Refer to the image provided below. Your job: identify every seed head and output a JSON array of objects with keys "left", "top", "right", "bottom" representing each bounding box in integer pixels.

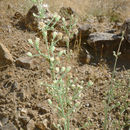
[
  {"left": 73, "top": 28, "right": 78, "bottom": 35},
  {"left": 48, "top": 99, "right": 52, "bottom": 105},
  {"left": 57, "top": 32, "right": 63, "bottom": 40},
  {"left": 61, "top": 67, "right": 66, "bottom": 72},
  {"left": 50, "top": 57, "right": 55, "bottom": 62},
  {"left": 53, "top": 31, "right": 58, "bottom": 39},
  {"left": 66, "top": 66, "right": 71, "bottom": 72},
  {"left": 42, "top": 4, "right": 48, "bottom": 8},
  {"left": 38, "top": 22, "right": 46, "bottom": 30},
  {"left": 53, "top": 13, "right": 61, "bottom": 21},
  {"left": 55, "top": 67, "right": 60, "bottom": 73},
  {"left": 63, "top": 36, "right": 69, "bottom": 42},
  {"left": 27, "top": 52, "right": 33, "bottom": 57}
]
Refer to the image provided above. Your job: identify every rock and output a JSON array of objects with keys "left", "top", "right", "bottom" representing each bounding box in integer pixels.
[
  {"left": 85, "top": 103, "right": 92, "bottom": 107},
  {"left": 16, "top": 89, "right": 26, "bottom": 101},
  {"left": 92, "top": 112, "right": 98, "bottom": 117},
  {"left": 15, "top": 56, "right": 34, "bottom": 69},
  {"left": 14, "top": 5, "right": 51, "bottom": 32},
  {"left": 20, "top": 108, "right": 28, "bottom": 115},
  {"left": 26, "top": 119, "right": 35, "bottom": 130},
  {"left": 0, "top": 117, "right": 8, "bottom": 125},
  {"left": 122, "top": 18, "right": 130, "bottom": 43},
  {"left": 0, "top": 123, "right": 17, "bottom": 130},
  {"left": 87, "top": 32, "right": 121, "bottom": 43},
  {"left": 87, "top": 32, "right": 121, "bottom": 57},
  {"left": 0, "top": 43, "right": 13, "bottom": 67},
  {"left": 28, "top": 110, "right": 37, "bottom": 119},
  {"left": 10, "top": 81, "right": 18, "bottom": 92},
  {"left": 59, "top": 7, "right": 76, "bottom": 20},
  {"left": 74, "top": 128, "right": 79, "bottom": 130},
  {"left": 119, "top": 49, "right": 130, "bottom": 65},
  {"left": 38, "top": 107, "right": 49, "bottom": 115},
  {"left": 18, "top": 116, "right": 30, "bottom": 125},
  {"left": 36, "top": 120, "right": 49, "bottom": 130},
  {"left": 78, "top": 24, "right": 92, "bottom": 40}
]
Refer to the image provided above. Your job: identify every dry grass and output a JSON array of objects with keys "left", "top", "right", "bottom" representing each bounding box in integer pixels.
[{"left": 44, "top": 0, "right": 130, "bottom": 21}]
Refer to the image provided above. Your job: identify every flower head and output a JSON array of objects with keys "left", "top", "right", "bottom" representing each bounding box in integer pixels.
[
  {"left": 66, "top": 66, "right": 71, "bottom": 72},
  {"left": 73, "top": 28, "right": 78, "bottom": 35},
  {"left": 28, "top": 39, "right": 33, "bottom": 45},
  {"left": 88, "top": 80, "right": 93, "bottom": 86},
  {"left": 55, "top": 67, "right": 60, "bottom": 73},
  {"left": 48, "top": 99, "right": 52, "bottom": 105},
  {"left": 50, "top": 57, "right": 55, "bottom": 62},
  {"left": 27, "top": 52, "right": 33, "bottom": 57},
  {"left": 53, "top": 13, "right": 61, "bottom": 21},
  {"left": 63, "top": 36, "right": 69, "bottom": 42},
  {"left": 58, "top": 50, "right": 66, "bottom": 56},
  {"left": 42, "top": 4, "right": 48, "bottom": 8},
  {"left": 38, "top": 22, "right": 46, "bottom": 30},
  {"left": 61, "top": 67, "right": 66, "bottom": 72}
]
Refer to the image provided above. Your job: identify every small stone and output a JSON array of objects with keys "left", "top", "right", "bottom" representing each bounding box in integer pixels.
[
  {"left": 20, "top": 108, "right": 27, "bottom": 115},
  {"left": 92, "top": 112, "right": 98, "bottom": 117},
  {"left": 16, "top": 89, "right": 25, "bottom": 101},
  {"left": 26, "top": 119, "right": 35, "bottom": 130},
  {"left": 15, "top": 56, "right": 34, "bottom": 69},
  {"left": 28, "top": 110, "right": 37, "bottom": 119},
  {"left": 38, "top": 107, "right": 49, "bottom": 115},
  {"left": 36, "top": 120, "right": 49, "bottom": 130},
  {"left": 46, "top": 69, "right": 51, "bottom": 77},
  {"left": 85, "top": 103, "right": 92, "bottom": 107},
  {"left": 19, "top": 116, "right": 30, "bottom": 125},
  {"left": 0, "top": 43, "right": 13, "bottom": 67}
]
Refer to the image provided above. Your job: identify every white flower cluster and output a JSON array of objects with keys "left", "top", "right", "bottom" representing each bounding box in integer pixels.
[
  {"left": 55, "top": 66, "right": 71, "bottom": 73},
  {"left": 53, "top": 31, "right": 63, "bottom": 40}
]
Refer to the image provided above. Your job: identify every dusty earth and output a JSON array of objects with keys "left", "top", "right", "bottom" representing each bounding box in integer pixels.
[{"left": 0, "top": 0, "right": 130, "bottom": 130}]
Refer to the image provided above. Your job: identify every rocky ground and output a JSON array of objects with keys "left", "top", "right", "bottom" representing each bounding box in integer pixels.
[{"left": 0, "top": 0, "right": 130, "bottom": 130}]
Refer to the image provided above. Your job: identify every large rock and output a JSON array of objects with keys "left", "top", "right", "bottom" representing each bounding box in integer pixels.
[
  {"left": 0, "top": 43, "right": 13, "bottom": 67},
  {"left": 122, "top": 18, "right": 130, "bottom": 43},
  {"left": 87, "top": 32, "right": 121, "bottom": 43},
  {"left": 87, "top": 32, "right": 121, "bottom": 50},
  {"left": 85, "top": 32, "right": 122, "bottom": 58}
]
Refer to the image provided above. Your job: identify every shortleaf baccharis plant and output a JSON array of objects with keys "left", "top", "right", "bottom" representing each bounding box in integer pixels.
[
  {"left": 103, "top": 30, "right": 127, "bottom": 129},
  {"left": 27, "top": 1, "right": 84, "bottom": 129}
]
